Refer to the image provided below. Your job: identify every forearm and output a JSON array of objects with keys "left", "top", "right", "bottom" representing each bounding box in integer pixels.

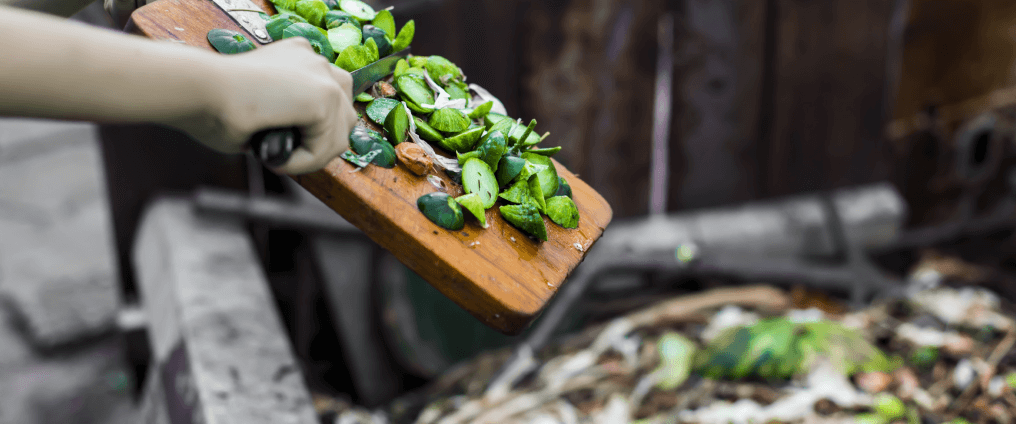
[{"left": 0, "top": 6, "right": 224, "bottom": 128}]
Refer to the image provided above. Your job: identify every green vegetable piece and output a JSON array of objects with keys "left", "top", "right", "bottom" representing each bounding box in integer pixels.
[
  {"left": 516, "top": 160, "right": 548, "bottom": 183},
  {"left": 468, "top": 101, "right": 494, "bottom": 120},
  {"left": 455, "top": 193, "right": 487, "bottom": 228},
  {"left": 348, "top": 126, "right": 383, "bottom": 154},
  {"left": 499, "top": 179, "right": 535, "bottom": 206},
  {"left": 366, "top": 98, "right": 401, "bottom": 125},
  {"left": 283, "top": 23, "right": 334, "bottom": 61},
  {"left": 393, "top": 59, "right": 410, "bottom": 78},
  {"left": 1007, "top": 372, "right": 1016, "bottom": 389},
  {"left": 445, "top": 168, "right": 462, "bottom": 185},
  {"left": 403, "top": 97, "right": 432, "bottom": 114},
  {"left": 324, "top": 10, "right": 359, "bottom": 29},
  {"left": 654, "top": 332, "right": 697, "bottom": 390},
  {"left": 445, "top": 81, "right": 470, "bottom": 101},
  {"left": 404, "top": 67, "right": 427, "bottom": 78},
  {"left": 408, "top": 55, "right": 427, "bottom": 68},
  {"left": 270, "top": 0, "right": 297, "bottom": 13},
  {"left": 496, "top": 155, "right": 526, "bottom": 187},
  {"left": 321, "top": 0, "right": 339, "bottom": 10},
  {"left": 334, "top": 43, "right": 374, "bottom": 72},
  {"left": 428, "top": 108, "right": 471, "bottom": 133},
  {"left": 354, "top": 92, "right": 374, "bottom": 103},
  {"left": 462, "top": 158, "right": 498, "bottom": 209},
  {"left": 207, "top": 29, "right": 256, "bottom": 54},
  {"left": 341, "top": 149, "right": 380, "bottom": 168},
  {"left": 294, "top": 0, "right": 328, "bottom": 27},
  {"left": 361, "top": 25, "right": 392, "bottom": 57},
  {"left": 852, "top": 413, "right": 887, "bottom": 424},
  {"left": 266, "top": 13, "right": 307, "bottom": 40},
  {"left": 417, "top": 192, "right": 464, "bottom": 231},
  {"left": 383, "top": 102, "right": 409, "bottom": 145},
  {"left": 521, "top": 152, "right": 559, "bottom": 198},
  {"left": 510, "top": 119, "right": 538, "bottom": 151},
  {"left": 457, "top": 151, "right": 481, "bottom": 166},
  {"left": 525, "top": 146, "right": 561, "bottom": 157},
  {"left": 425, "top": 55, "right": 462, "bottom": 85},
  {"left": 364, "top": 37, "right": 379, "bottom": 64},
  {"left": 499, "top": 203, "right": 547, "bottom": 241},
  {"left": 413, "top": 117, "right": 445, "bottom": 143},
  {"left": 371, "top": 9, "right": 395, "bottom": 39},
  {"left": 326, "top": 23, "right": 361, "bottom": 55},
  {"left": 394, "top": 75, "right": 434, "bottom": 111},
  {"left": 546, "top": 196, "right": 579, "bottom": 228},
  {"left": 872, "top": 393, "right": 905, "bottom": 420},
  {"left": 487, "top": 118, "right": 516, "bottom": 142},
  {"left": 391, "top": 19, "right": 415, "bottom": 52},
  {"left": 438, "top": 126, "right": 484, "bottom": 153},
  {"left": 476, "top": 130, "right": 506, "bottom": 171},
  {"left": 484, "top": 112, "right": 511, "bottom": 129},
  {"left": 554, "top": 176, "right": 572, "bottom": 198},
  {"left": 339, "top": 0, "right": 375, "bottom": 21},
  {"left": 527, "top": 176, "right": 546, "bottom": 213}
]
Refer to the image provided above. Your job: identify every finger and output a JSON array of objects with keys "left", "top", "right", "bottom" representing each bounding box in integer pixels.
[
  {"left": 274, "top": 36, "right": 313, "bottom": 52},
  {"left": 330, "top": 66, "right": 354, "bottom": 100}
]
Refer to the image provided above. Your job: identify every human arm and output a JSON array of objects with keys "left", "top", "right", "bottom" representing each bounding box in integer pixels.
[{"left": 0, "top": 6, "right": 357, "bottom": 174}]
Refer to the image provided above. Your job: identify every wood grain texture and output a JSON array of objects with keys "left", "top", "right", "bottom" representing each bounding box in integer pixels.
[{"left": 127, "top": 0, "right": 613, "bottom": 334}]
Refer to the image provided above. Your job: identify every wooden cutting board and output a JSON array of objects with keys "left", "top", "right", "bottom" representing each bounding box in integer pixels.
[{"left": 127, "top": 0, "right": 613, "bottom": 334}]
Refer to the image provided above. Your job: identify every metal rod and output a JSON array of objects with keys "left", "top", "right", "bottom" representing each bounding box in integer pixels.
[{"left": 649, "top": 12, "right": 675, "bottom": 215}]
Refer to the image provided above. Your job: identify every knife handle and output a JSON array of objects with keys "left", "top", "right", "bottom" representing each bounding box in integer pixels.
[{"left": 249, "top": 127, "right": 302, "bottom": 168}]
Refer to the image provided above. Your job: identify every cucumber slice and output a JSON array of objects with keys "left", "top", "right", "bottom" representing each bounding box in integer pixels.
[
  {"left": 496, "top": 155, "right": 526, "bottom": 188},
  {"left": 361, "top": 25, "right": 392, "bottom": 57},
  {"left": 339, "top": 0, "right": 375, "bottom": 21},
  {"left": 394, "top": 75, "right": 434, "bottom": 110},
  {"left": 413, "top": 117, "right": 444, "bottom": 143},
  {"left": 428, "top": 108, "right": 471, "bottom": 133},
  {"left": 438, "top": 126, "right": 484, "bottom": 153},
  {"left": 456, "top": 151, "right": 481, "bottom": 166},
  {"left": 326, "top": 23, "right": 361, "bottom": 55},
  {"left": 527, "top": 175, "right": 546, "bottom": 213},
  {"left": 484, "top": 112, "right": 511, "bottom": 129},
  {"left": 476, "top": 130, "right": 507, "bottom": 172},
  {"left": 499, "top": 178, "right": 533, "bottom": 205},
  {"left": 500, "top": 203, "right": 547, "bottom": 241},
  {"left": 521, "top": 152, "right": 559, "bottom": 198},
  {"left": 418, "top": 192, "right": 464, "bottom": 231},
  {"left": 354, "top": 92, "right": 373, "bottom": 103},
  {"left": 455, "top": 193, "right": 487, "bottom": 228},
  {"left": 524, "top": 146, "right": 561, "bottom": 157},
  {"left": 462, "top": 158, "right": 498, "bottom": 209},
  {"left": 382, "top": 102, "right": 409, "bottom": 145},
  {"left": 371, "top": 9, "right": 395, "bottom": 39},
  {"left": 365, "top": 97, "right": 400, "bottom": 125},
  {"left": 554, "top": 176, "right": 572, "bottom": 198},
  {"left": 468, "top": 101, "right": 494, "bottom": 120},
  {"left": 546, "top": 196, "right": 579, "bottom": 228},
  {"left": 348, "top": 126, "right": 383, "bottom": 154}
]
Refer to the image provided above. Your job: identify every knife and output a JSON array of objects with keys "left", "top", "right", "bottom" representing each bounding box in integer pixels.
[{"left": 250, "top": 47, "right": 411, "bottom": 168}]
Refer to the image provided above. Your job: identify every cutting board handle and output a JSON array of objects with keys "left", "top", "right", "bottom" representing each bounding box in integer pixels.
[{"left": 250, "top": 127, "right": 301, "bottom": 168}]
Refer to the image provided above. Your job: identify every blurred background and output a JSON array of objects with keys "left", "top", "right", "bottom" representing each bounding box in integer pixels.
[{"left": 4, "top": 0, "right": 1016, "bottom": 423}]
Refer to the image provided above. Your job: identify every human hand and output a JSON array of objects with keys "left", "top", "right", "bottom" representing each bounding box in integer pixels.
[{"left": 168, "top": 37, "right": 358, "bottom": 175}]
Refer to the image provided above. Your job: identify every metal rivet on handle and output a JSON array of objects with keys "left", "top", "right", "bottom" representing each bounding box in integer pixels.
[{"left": 254, "top": 29, "right": 267, "bottom": 39}]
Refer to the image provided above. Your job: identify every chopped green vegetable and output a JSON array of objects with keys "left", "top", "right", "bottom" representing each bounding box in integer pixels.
[
  {"left": 324, "top": 10, "right": 359, "bottom": 29},
  {"left": 349, "top": 126, "right": 383, "bottom": 153},
  {"left": 365, "top": 98, "right": 401, "bottom": 125},
  {"left": 391, "top": 20, "right": 415, "bottom": 52},
  {"left": 339, "top": 0, "right": 375, "bottom": 21},
  {"left": 383, "top": 102, "right": 409, "bottom": 145},
  {"left": 418, "top": 192, "right": 464, "bottom": 231},
  {"left": 457, "top": 151, "right": 482, "bottom": 165},
  {"left": 554, "top": 176, "right": 572, "bottom": 198},
  {"left": 654, "top": 333, "right": 697, "bottom": 390},
  {"left": 462, "top": 158, "right": 498, "bottom": 208},
  {"left": 413, "top": 117, "right": 444, "bottom": 143},
  {"left": 525, "top": 146, "right": 561, "bottom": 157},
  {"left": 428, "top": 108, "right": 471, "bottom": 133},
  {"left": 521, "top": 152, "right": 559, "bottom": 198},
  {"left": 207, "top": 29, "right": 256, "bottom": 54},
  {"left": 499, "top": 179, "right": 535, "bottom": 206},
  {"left": 873, "top": 394, "right": 905, "bottom": 420},
  {"left": 408, "top": 55, "right": 427, "bottom": 68},
  {"left": 341, "top": 149, "right": 380, "bottom": 168},
  {"left": 266, "top": 13, "right": 307, "bottom": 40},
  {"left": 438, "top": 126, "right": 483, "bottom": 153},
  {"left": 484, "top": 112, "right": 511, "bottom": 129},
  {"left": 394, "top": 75, "right": 434, "bottom": 111},
  {"left": 354, "top": 92, "right": 374, "bottom": 103},
  {"left": 364, "top": 37, "right": 379, "bottom": 64},
  {"left": 496, "top": 155, "right": 526, "bottom": 188},
  {"left": 371, "top": 9, "right": 395, "bottom": 39},
  {"left": 527, "top": 176, "right": 546, "bottom": 212},
  {"left": 270, "top": 0, "right": 297, "bottom": 13},
  {"left": 326, "top": 23, "right": 361, "bottom": 55},
  {"left": 546, "top": 196, "right": 579, "bottom": 228},
  {"left": 455, "top": 193, "right": 487, "bottom": 228},
  {"left": 425, "top": 55, "right": 462, "bottom": 85},
  {"left": 361, "top": 25, "right": 392, "bottom": 57},
  {"left": 282, "top": 22, "right": 334, "bottom": 61},
  {"left": 393, "top": 58, "right": 410, "bottom": 78},
  {"left": 294, "top": 0, "right": 328, "bottom": 27},
  {"left": 467, "top": 101, "right": 494, "bottom": 120},
  {"left": 476, "top": 130, "right": 506, "bottom": 171},
  {"left": 500, "top": 203, "right": 547, "bottom": 241},
  {"left": 445, "top": 81, "right": 470, "bottom": 101},
  {"left": 334, "top": 42, "right": 375, "bottom": 72}
]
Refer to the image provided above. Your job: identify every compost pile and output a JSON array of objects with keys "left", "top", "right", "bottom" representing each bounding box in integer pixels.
[{"left": 317, "top": 250, "right": 1016, "bottom": 424}]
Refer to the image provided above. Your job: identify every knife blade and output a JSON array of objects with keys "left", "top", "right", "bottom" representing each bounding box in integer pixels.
[{"left": 251, "top": 47, "right": 412, "bottom": 168}]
